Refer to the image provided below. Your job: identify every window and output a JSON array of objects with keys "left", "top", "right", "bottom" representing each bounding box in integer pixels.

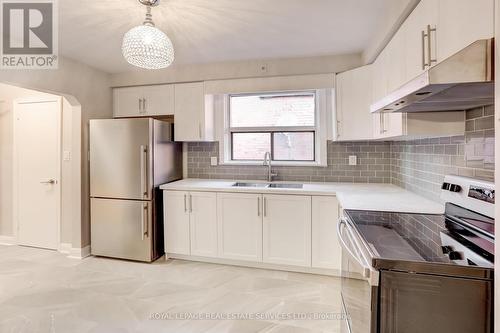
[{"left": 228, "top": 92, "right": 317, "bottom": 163}]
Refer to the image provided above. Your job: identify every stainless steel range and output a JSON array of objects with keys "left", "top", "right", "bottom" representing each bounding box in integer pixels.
[{"left": 338, "top": 175, "right": 494, "bottom": 333}]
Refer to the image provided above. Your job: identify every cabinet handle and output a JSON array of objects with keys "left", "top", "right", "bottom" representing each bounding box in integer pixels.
[
  {"left": 421, "top": 30, "right": 427, "bottom": 70},
  {"left": 263, "top": 197, "right": 267, "bottom": 217},
  {"left": 138, "top": 98, "right": 142, "bottom": 113},
  {"left": 257, "top": 197, "right": 260, "bottom": 216},
  {"left": 143, "top": 98, "right": 147, "bottom": 113},
  {"left": 189, "top": 194, "right": 193, "bottom": 213},
  {"left": 184, "top": 194, "right": 187, "bottom": 212},
  {"left": 427, "top": 25, "right": 437, "bottom": 67}
]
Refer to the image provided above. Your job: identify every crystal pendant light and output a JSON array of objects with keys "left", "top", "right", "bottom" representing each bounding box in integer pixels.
[{"left": 122, "top": 0, "right": 174, "bottom": 70}]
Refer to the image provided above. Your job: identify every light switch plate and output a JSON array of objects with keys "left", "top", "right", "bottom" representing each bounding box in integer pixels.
[
  {"left": 210, "top": 157, "right": 218, "bottom": 166},
  {"left": 348, "top": 155, "right": 357, "bottom": 166}
]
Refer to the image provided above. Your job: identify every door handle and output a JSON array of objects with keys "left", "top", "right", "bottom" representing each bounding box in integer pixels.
[
  {"left": 40, "top": 179, "right": 57, "bottom": 185},
  {"left": 140, "top": 145, "right": 148, "bottom": 199},
  {"left": 184, "top": 194, "right": 187, "bottom": 212},
  {"left": 141, "top": 203, "right": 148, "bottom": 240}
]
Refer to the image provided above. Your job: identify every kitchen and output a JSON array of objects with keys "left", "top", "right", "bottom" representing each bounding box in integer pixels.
[{"left": 0, "top": 0, "right": 498, "bottom": 332}]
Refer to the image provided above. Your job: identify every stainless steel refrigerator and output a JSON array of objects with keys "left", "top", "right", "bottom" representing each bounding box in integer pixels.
[{"left": 89, "top": 118, "right": 182, "bottom": 262}]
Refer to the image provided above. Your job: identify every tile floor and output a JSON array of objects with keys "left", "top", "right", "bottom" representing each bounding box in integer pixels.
[{"left": 0, "top": 245, "right": 344, "bottom": 333}]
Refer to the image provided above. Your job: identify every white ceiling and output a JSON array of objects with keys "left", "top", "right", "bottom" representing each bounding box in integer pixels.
[{"left": 60, "top": 0, "right": 409, "bottom": 74}]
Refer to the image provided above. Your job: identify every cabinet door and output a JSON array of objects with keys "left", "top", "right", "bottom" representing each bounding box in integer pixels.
[
  {"left": 335, "top": 66, "right": 373, "bottom": 141},
  {"left": 263, "top": 195, "right": 311, "bottom": 267},
  {"left": 312, "top": 196, "right": 341, "bottom": 270},
  {"left": 113, "top": 87, "right": 142, "bottom": 118},
  {"left": 143, "top": 84, "right": 175, "bottom": 116},
  {"left": 174, "top": 82, "right": 205, "bottom": 141},
  {"left": 437, "top": 0, "right": 494, "bottom": 62},
  {"left": 164, "top": 191, "right": 191, "bottom": 255},
  {"left": 217, "top": 193, "right": 263, "bottom": 262},
  {"left": 385, "top": 26, "right": 407, "bottom": 93},
  {"left": 189, "top": 192, "right": 218, "bottom": 257},
  {"left": 371, "top": 48, "right": 388, "bottom": 103},
  {"left": 404, "top": 0, "right": 438, "bottom": 81}
]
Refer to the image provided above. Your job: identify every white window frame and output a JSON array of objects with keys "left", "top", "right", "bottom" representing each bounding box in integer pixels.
[{"left": 216, "top": 89, "right": 328, "bottom": 167}]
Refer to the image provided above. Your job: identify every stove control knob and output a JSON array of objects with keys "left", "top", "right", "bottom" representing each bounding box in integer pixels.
[
  {"left": 448, "top": 251, "right": 463, "bottom": 260},
  {"left": 441, "top": 246, "right": 453, "bottom": 254}
]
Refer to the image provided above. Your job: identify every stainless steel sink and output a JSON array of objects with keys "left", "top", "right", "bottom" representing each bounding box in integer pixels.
[
  {"left": 268, "top": 183, "right": 303, "bottom": 189},
  {"left": 232, "top": 182, "right": 269, "bottom": 188},
  {"left": 232, "top": 182, "right": 303, "bottom": 189}
]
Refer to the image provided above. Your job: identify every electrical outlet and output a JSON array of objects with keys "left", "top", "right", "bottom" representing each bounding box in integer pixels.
[
  {"left": 210, "top": 157, "right": 218, "bottom": 166},
  {"left": 349, "top": 155, "right": 357, "bottom": 166}
]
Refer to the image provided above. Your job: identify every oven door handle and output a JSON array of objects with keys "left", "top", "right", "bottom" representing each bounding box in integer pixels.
[{"left": 337, "top": 219, "right": 371, "bottom": 278}]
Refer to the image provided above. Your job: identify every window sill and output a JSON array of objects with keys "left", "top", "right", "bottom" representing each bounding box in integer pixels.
[{"left": 220, "top": 160, "right": 327, "bottom": 167}]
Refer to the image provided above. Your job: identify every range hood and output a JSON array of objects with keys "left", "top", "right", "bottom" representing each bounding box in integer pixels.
[{"left": 371, "top": 39, "right": 494, "bottom": 113}]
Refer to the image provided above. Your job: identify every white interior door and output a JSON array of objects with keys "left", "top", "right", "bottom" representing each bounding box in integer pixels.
[{"left": 15, "top": 98, "right": 61, "bottom": 250}]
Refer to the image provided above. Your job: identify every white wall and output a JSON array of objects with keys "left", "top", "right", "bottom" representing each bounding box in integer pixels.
[
  {"left": 0, "top": 56, "right": 112, "bottom": 247},
  {"left": 111, "top": 53, "right": 362, "bottom": 87}
]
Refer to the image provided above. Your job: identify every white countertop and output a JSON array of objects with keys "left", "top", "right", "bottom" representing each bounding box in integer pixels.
[{"left": 160, "top": 179, "right": 445, "bottom": 215}]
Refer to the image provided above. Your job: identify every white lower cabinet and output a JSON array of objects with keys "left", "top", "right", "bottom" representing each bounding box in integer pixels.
[
  {"left": 164, "top": 191, "right": 191, "bottom": 255},
  {"left": 164, "top": 191, "right": 217, "bottom": 257},
  {"left": 217, "top": 193, "right": 263, "bottom": 262},
  {"left": 189, "top": 192, "right": 218, "bottom": 257},
  {"left": 262, "top": 195, "right": 312, "bottom": 267},
  {"left": 164, "top": 190, "right": 341, "bottom": 274},
  {"left": 312, "top": 196, "right": 341, "bottom": 270}
]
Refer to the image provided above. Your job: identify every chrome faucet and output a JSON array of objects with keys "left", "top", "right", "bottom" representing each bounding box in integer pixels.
[{"left": 263, "top": 152, "right": 278, "bottom": 182}]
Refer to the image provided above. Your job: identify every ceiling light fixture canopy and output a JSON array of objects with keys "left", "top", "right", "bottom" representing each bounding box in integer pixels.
[{"left": 122, "top": 0, "right": 174, "bottom": 70}]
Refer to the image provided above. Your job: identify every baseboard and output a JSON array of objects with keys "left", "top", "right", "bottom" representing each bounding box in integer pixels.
[
  {"left": 0, "top": 235, "right": 17, "bottom": 246},
  {"left": 59, "top": 243, "right": 91, "bottom": 259},
  {"left": 166, "top": 253, "right": 341, "bottom": 277}
]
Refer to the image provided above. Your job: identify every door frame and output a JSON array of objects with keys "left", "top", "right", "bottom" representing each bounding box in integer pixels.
[{"left": 12, "top": 96, "right": 63, "bottom": 249}]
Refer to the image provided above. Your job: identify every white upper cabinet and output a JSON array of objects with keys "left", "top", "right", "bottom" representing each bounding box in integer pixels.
[
  {"left": 142, "top": 85, "right": 175, "bottom": 116},
  {"left": 403, "top": 0, "right": 438, "bottom": 83},
  {"left": 385, "top": 26, "right": 407, "bottom": 93},
  {"left": 113, "top": 85, "right": 174, "bottom": 118},
  {"left": 174, "top": 82, "right": 215, "bottom": 142},
  {"left": 335, "top": 65, "right": 373, "bottom": 141},
  {"left": 374, "top": 111, "right": 465, "bottom": 140},
  {"left": 371, "top": 48, "right": 388, "bottom": 103},
  {"left": 436, "top": 0, "right": 494, "bottom": 62}
]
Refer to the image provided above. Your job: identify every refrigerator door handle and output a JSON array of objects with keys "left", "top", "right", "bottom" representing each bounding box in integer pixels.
[
  {"left": 142, "top": 203, "right": 149, "bottom": 239},
  {"left": 140, "top": 145, "right": 149, "bottom": 199}
]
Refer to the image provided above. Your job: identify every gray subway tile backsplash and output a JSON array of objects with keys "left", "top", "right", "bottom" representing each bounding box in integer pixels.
[{"left": 187, "top": 106, "right": 494, "bottom": 201}]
